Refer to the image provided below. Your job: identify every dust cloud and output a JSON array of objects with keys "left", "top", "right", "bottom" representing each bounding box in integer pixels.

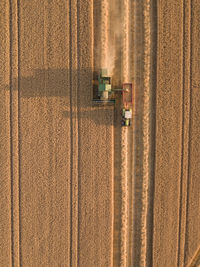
[{"left": 100, "top": 0, "right": 123, "bottom": 77}]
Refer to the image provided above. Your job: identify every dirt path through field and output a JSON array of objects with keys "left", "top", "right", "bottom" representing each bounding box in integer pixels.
[{"left": 120, "top": 0, "right": 132, "bottom": 265}]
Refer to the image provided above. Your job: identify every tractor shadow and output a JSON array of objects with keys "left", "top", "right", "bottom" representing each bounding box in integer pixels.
[{"left": 5, "top": 68, "right": 116, "bottom": 126}]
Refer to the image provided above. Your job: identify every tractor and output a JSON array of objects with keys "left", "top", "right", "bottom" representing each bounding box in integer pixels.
[{"left": 121, "top": 83, "right": 133, "bottom": 127}]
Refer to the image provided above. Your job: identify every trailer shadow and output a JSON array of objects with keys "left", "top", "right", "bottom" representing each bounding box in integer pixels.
[{"left": 5, "top": 67, "right": 116, "bottom": 126}]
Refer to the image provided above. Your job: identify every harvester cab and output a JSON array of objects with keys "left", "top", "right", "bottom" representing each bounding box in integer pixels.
[{"left": 121, "top": 83, "right": 133, "bottom": 126}]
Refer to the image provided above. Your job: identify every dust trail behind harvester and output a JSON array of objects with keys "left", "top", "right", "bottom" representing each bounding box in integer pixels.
[
  {"left": 122, "top": 0, "right": 131, "bottom": 83},
  {"left": 120, "top": 0, "right": 131, "bottom": 266},
  {"left": 100, "top": 0, "right": 118, "bottom": 76},
  {"left": 100, "top": 0, "right": 109, "bottom": 69}
]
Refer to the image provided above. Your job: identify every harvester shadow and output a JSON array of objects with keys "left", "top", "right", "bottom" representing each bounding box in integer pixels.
[{"left": 6, "top": 68, "right": 115, "bottom": 126}]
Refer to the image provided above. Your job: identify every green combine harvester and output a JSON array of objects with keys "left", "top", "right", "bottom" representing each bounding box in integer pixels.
[
  {"left": 93, "top": 69, "right": 133, "bottom": 126},
  {"left": 93, "top": 69, "right": 115, "bottom": 103}
]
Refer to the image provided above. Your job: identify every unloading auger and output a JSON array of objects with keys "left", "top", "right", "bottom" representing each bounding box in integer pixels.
[{"left": 93, "top": 69, "right": 133, "bottom": 126}]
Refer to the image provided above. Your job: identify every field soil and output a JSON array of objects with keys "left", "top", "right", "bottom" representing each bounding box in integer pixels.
[{"left": 0, "top": 0, "right": 200, "bottom": 266}]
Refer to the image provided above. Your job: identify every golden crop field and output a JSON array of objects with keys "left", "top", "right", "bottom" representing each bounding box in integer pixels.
[{"left": 0, "top": 0, "right": 200, "bottom": 266}]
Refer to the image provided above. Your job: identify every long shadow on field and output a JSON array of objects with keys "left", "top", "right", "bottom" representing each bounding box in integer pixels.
[{"left": 6, "top": 68, "right": 115, "bottom": 126}]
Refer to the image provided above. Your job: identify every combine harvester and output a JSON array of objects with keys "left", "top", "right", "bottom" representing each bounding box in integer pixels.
[
  {"left": 93, "top": 69, "right": 133, "bottom": 126},
  {"left": 92, "top": 69, "right": 115, "bottom": 103}
]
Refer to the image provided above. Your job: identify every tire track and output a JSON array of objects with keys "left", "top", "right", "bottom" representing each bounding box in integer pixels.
[
  {"left": 69, "top": 0, "right": 79, "bottom": 265},
  {"left": 9, "top": 0, "right": 21, "bottom": 265}
]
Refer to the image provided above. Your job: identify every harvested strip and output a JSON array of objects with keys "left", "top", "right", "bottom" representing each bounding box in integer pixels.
[
  {"left": 120, "top": 126, "right": 129, "bottom": 266},
  {"left": 120, "top": 0, "right": 131, "bottom": 265}
]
